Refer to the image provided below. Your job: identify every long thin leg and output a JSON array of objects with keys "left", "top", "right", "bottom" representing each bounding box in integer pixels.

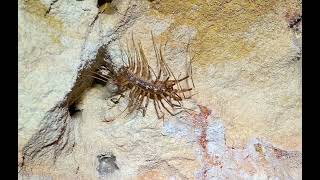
[
  {"left": 160, "top": 94, "right": 182, "bottom": 109},
  {"left": 159, "top": 46, "right": 170, "bottom": 79},
  {"left": 158, "top": 46, "right": 187, "bottom": 99},
  {"left": 125, "top": 37, "right": 133, "bottom": 67},
  {"left": 142, "top": 92, "right": 150, "bottom": 116},
  {"left": 128, "top": 88, "right": 142, "bottom": 113},
  {"left": 175, "top": 88, "right": 193, "bottom": 94},
  {"left": 154, "top": 95, "right": 165, "bottom": 123},
  {"left": 187, "top": 41, "right": 196, "bottom": 89},
  {"left": 138, "top": 42, "right": 150, "bottom": 80},
  {"left": 159, "top": 98, "right": 183, "bottom": 116},
  {"left": 110, "top": 94, "right": 124, "bottom": 104},
  {"left": 176, "top": 75, "right": 189, "bottom": 82},
  {"left": 151, "top": 31, "right": 166, "bottom": 81},
  {"left": 183, "top": 91, "right": 198, "bottom": 99},
  {"left": 131, "top": 91, "right": 145, "bottom": 114},
  {"left": 153, "top": 98, "right": 163, "bottom": 120},
  {"left": 126, "top": 87, "right": 140, "bottom": 113},
  {"left": 164, "top": 92, "right": 183, "bottom": 106},
  {"left": 132, "top": 37, "right": 142, "bottom": 77}
]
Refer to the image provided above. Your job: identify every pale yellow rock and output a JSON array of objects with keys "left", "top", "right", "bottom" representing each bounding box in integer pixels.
[{"left": 18, "top": 0, "right": 301, "bottom": 179}]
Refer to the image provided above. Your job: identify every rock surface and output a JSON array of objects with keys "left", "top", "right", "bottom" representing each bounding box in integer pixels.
[{"left": 18, "top": 0, "right": 301, "bottom": 179}]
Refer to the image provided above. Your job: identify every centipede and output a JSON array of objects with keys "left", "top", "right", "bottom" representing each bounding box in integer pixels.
[{"left": 89, "top": 32, "right": 195, "bottom": 120}]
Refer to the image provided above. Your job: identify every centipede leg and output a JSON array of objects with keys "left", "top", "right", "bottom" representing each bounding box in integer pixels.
[
  {"left": 166, "top": 92, "right": 183, "bottom": 106},
  {"left": 163, "top": 92, "right": 182, "bottom": 107},
  {"left": 110, "top": 94, "right": 124, "bottom": 104},
  {"left": 125, "top": 87, "right": 140, "bottom": 115},
  {"left": 159, "top": 98, "right": 183, "bottom": 116},
  {"left": 133, "top": 91, "right": 146, "bottom": 115},
  {"left": 161, "top": 94, "right": 181, "bottom": 109},
  {"left": 128, "top": 88, "right": 142, "bottom": 113},
  {"left": 153, "top": 95, "right": 164, "bottom": 120},
  {"left": 153, "top": 99, "right": 163, "bottom": 120},
  {"left": 183, "top": 92, "right": 198, "bottom": 99},
  {"left": 142, "top": 92, "right": 150, "bottom": 116},
  {"left": 177, "top": 75, "right": 190, "bottom": 83},
  {"left": 154, "top": 95, "right": 166, "bottom": 123},
  {"left": 138, "top": 42, "right": 150, "bottom": 80}
]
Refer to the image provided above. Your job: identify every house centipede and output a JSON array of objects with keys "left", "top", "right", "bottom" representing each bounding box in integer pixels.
[{"left": 89, "top": 32, "right": 195, "bottom": 120}]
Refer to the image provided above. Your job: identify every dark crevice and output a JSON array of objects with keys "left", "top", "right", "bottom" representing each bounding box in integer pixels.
[
  {"left": 98, "top": 0, "right": 113, "bottom": 8},
  {"left": 44, "top": 0, "right": 59, "bottom": 16},
  {"left": 68, "top": 103, "right": 81, "bottom": 117},
  {"left": 21, "top": 0, "right": 142, "bottom": 172},
  {"left": 288, "top": 15, "right": 301, "bottom": 29},
  {"left": 89, "top": 13, "right": 100, "bottom": 27},
  {"left": 288, "top": 14, "right": 302, "bottom": 34},
  {"left": 21, "top": 45, "right": 113, "bottom": 170}
]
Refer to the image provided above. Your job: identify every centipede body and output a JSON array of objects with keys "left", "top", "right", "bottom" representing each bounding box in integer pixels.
[{"left": 91, "top": 32, "right": 195, "bottom": 120}]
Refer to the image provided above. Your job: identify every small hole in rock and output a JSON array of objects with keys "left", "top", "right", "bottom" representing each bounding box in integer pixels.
[
  {"left": 97, "top": 0, "right": 113, "bottom": 8},
  {"left": 68, "top": 103, "right": 81, "bottom": 117},
  {"left": 97, "top": 153, "right": 119, "bottom": 176}
]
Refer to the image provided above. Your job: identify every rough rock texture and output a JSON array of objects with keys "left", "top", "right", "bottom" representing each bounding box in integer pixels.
[{"left": 18, "top": 0, "right": 302, "bottom": 179}]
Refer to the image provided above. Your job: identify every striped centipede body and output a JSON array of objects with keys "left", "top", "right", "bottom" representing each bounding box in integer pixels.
[{"left": 90, "top": 32, "right": 195, "bottom": 120}]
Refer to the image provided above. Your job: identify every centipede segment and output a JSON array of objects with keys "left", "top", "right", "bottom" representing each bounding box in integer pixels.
[{"left": 90, "top": 33, "right": 195, "bottom": 120}]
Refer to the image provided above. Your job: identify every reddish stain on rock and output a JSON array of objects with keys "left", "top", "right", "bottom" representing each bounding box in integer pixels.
[
  {"left": 273, "top": 147, "right": 290, "bottom": 159},
  {"left": 192, "top": 105, "right": 224, "bottom": 179},
  {"left": 192, "top": 105, "right": 212, "bottom": 153}
]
